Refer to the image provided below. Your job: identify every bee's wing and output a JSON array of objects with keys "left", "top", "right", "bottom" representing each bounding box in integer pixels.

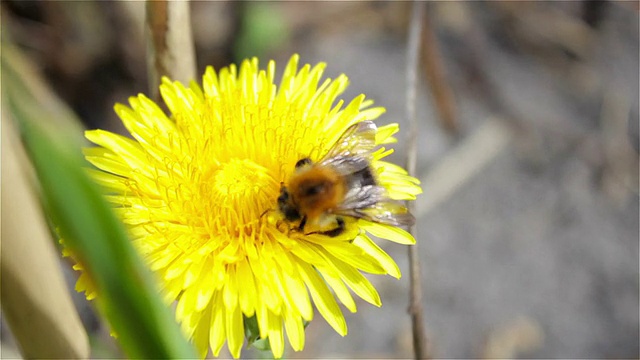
[
  {"left": 338, "top": 184, "right": 386, "bottom": 209},
  {"left": 334, "top": 185, "right": 416, "bottom": 227},
  {"left": 356, "top": 202, "right": 416, "bottom": 227},
  {"left": 318, "top": 121, "right": 377, "bottom": 175}
]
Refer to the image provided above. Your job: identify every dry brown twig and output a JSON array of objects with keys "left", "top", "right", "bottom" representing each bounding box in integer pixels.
[
  {"left": 145, "top": 0, "right": 196, "bottom": 101},
  {"left": 420, "top": 4, "right": 459, "bottom": 135},
  {"left": 405, "top": 2, "right": 429, "bottom": 359}
]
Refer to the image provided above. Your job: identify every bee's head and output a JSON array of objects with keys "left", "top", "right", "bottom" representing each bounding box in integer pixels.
[{"left": 278, "top": 183, "right": 301, "bottom": 221}]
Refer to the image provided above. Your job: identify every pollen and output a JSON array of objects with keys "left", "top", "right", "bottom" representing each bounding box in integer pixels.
[{"left": 208, "top": 158, "right": 277, "bottom": 237}]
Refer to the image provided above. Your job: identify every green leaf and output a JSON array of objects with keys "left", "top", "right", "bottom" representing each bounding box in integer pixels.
[
  {"left": 243, "top": 315, "right": 310, "bottom": 357},
  {"left": 234, "top": 2, "right": 289, "bottom": 61},
  {"left": 244, "top": 314, "right": 272, "bottom": 352},
  {"left": 2, "top": 46, "right": 197, "bottom": 359}
]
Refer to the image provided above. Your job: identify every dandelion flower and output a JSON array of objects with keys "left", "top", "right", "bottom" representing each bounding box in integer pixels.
[{"left": 79, "top": 54, "right": 422, "bottom": 358}]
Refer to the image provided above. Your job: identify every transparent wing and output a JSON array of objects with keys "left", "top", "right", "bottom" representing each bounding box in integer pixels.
[
  {"left": 336, "top": 202, "right": 415, "bottom": 227},
  {"left": 361, "top": 201, "right": 415, "bottom": 226},
  {"left": 334, "top": 184, "right": 415, "bottom": 227},
  {"left": 339, "top": 184, "right": 386, "bottom": 209},
  {"left": 318, "top": 121, "right": 377, "bottom": 175}
]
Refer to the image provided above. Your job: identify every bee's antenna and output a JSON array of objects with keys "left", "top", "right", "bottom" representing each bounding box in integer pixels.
[{"left": 260, "top": 208, "right": 274, "bottom": 219}]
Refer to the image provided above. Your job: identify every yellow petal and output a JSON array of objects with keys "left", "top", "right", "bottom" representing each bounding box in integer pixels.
[
  {"left": 375, "top": 123, "right": 399, "bottom": 144},
  {"left": 209, "top": 292, "right": 226, "bottom": 356},
  {"left": 331, "top": 256, "right": 381, "bottom": 307},
  {"left": 282, "top": 253, "right": 313, "bottom": 321},
  {"left": 296, "top": 260, "right": 347, "bottom": 336},
  {"left": 283, "top": 309, "right": 305, "bottom": 351},
  {"left": 192, "top": 306, "right": 212, "bottom": 358},
  {"left": 225, "top": 300, "right": 243, "bottom": 359},
  {"left": 318, "top": 268, "right": 357, "bottom": 313},
  {"left": 236, "top": 259, "right": 257, "bottom": 316},
  {"left": 222, "top": 265, "right": 239, "bottom": 311},
  {"left": 195, "top": 257, "right": 216, "bottom": 311},
  {"left": 353, "top": 234, "right": 401, "bottom": 278},
  {"left": 267, "top": 310, "right": 285, "bottom": 358},
  {"left": 362, "top": 221, "right": 416, "bottom": 245},
  {"left": 84, "top": 168, "right": 127, "bottom": 192},
  {"left": 83, "top": 148, "right": 131, "bottom": 177},
  {"left": 322, "top": 242, "right": 386, "bottom": 275}
]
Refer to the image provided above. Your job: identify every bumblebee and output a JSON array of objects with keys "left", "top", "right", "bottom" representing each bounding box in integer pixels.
[{"left": 277, "top": 121, "right": 415, "bottom": 237}]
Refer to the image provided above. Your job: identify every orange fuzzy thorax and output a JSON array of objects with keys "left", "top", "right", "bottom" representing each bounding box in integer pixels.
[{"left": 287, "top": 165, "right": 346, "bottom": 225}]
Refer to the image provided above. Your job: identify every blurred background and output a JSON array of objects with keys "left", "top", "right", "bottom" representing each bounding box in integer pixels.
[{"left": 2, "top": 1, "right": 638, "bottom": 358}]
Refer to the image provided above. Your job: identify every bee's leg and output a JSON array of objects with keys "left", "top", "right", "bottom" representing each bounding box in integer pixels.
[
  {"left": 297, "top": 216, "right": 307, "bottom": 232},
  {"left": 319, "top": 217, "right": 345, "bottom": 237}
]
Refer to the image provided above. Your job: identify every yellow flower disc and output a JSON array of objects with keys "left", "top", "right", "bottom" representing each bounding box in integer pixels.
[{"left": 81, "top": 54, "right": 422, "bottom": 358}]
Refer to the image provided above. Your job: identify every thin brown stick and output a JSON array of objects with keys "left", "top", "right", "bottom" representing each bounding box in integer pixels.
[
  {"left": 145, "top": 0, "right": 196, "bottom": 101},
  {"left": 420, "top": 4, "right": 458, "bottom": 135},
  {"left": 406, "top": 2, "right": 429, "bottom": 359}
]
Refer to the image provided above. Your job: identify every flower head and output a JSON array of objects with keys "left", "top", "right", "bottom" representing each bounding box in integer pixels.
[{"left": 80, "top": 55, "right": 421, "bottom": 358}]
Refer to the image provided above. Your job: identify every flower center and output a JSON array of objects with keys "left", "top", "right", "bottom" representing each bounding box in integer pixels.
[{"left": 209, "top": 158, "right": 278, "bottom": 237}]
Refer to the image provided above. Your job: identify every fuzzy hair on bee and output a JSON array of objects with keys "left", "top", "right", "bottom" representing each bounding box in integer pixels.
[{"left": 277, "top": 120, "right": 415, "bottom": 237}]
